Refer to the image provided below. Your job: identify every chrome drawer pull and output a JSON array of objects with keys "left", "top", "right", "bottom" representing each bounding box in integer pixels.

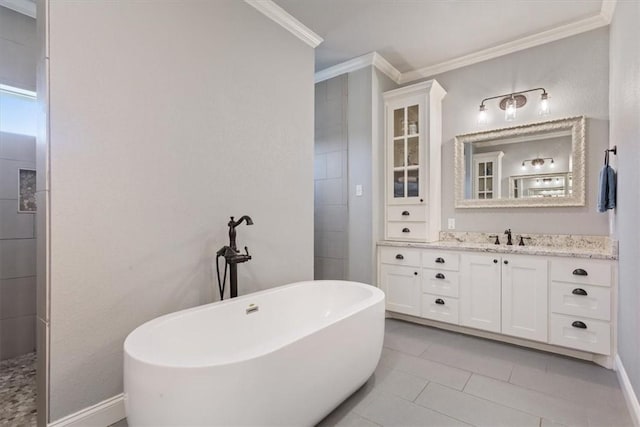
[
  {"left": 435, "top": 273, "right": 445, "bottom": 279},
  {"left": 571, "top": 321, "right": 587, "bottom": 329},
  {"left": 435, "top": 257, "right": 445, "bottom": 264},
  {"left": 572, "top": 268, "right": 588, "bottom": 276},
  {"left": 402, "top": 228, "right": 410, "bottom": 233},
  {"left": 401, "top": 210, "right": 410, "bottom": 216},
  {"left": 435, "top": 298, "right": 445, "bottom": 305},
  {"left": 572, "top": 288, "right": 588, "bottom": 296}
]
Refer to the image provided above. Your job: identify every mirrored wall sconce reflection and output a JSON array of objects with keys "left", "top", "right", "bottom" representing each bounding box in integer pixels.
[
  {"left": 478, "top": 87, "right": 550, "bottom": 124},
  {"left": 521, "top": 157, "right": 554, "bottom": 170}
]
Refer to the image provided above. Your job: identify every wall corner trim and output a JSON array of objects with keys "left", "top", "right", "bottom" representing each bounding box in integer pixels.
[
  {"left": 315, "top": 52, "right": 402, "bottom": 84},
  {"left": 601, "top": 0, "right": 618, "bottom": 24},
  {"left": 47, "top": 394, "right": 125, "bottom": 427},
  {"left": 615, "top": 355, "right": 640, "bottom": 427},
  {"left": 0, "top": 0, "right": 36, "bottom": 18},
  {"left": 244, "top": 0, "right": 323, "bottom": 48}
]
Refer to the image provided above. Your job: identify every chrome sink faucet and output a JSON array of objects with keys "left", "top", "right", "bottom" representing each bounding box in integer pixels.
[{"left": 504, "top": 229, "right": 513, "bottom": 246}]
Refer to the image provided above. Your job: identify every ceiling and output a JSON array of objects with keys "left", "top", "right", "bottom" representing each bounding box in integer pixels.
[{"left": 274, "top": 0, "right": 605, "bottom": 74}]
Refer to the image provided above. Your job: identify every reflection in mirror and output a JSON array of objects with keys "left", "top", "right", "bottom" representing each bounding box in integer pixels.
[{"left": 455, "top": 116, "right": 585, "bottom": 208}]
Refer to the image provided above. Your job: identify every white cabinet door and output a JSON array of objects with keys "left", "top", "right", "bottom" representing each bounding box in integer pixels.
[
  {"left": 501, "top": 255, "right": 548, "bottom": 342},
  {"left": 380, "top": 264, "right": 421, "bottom": 316},
  {"left": 460, "top": 254, "right": 501, "bottom": 332}
]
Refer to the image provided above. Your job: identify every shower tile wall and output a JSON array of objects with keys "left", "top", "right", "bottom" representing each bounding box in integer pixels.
[
  {"left": 314, "top": 75, "right": 348, "bottom": 280},
  {"left": 0, "top": 132, "right": 36, "bottom": 360}
]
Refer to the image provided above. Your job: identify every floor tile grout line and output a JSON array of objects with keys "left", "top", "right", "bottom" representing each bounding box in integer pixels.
[
  {"left": 412, "top": 380, "right": 431, "bottom": 403},
  {"left": 463, "top": 374, "right": 589, "bottom": 424}
]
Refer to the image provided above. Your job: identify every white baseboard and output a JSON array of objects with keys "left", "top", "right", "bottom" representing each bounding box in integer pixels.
[
  {"left": 48, "top": 394, "right": 125, "bottom": 427},
  {"left": 616, "top": 355, "right": 640, "bottom": 427}
]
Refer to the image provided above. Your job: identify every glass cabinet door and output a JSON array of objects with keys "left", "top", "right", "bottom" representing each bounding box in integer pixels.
[{"left": 392, "top": 104, "right": 420, "bottom": 199}]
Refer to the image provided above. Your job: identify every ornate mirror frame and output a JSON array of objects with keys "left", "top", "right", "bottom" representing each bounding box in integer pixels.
[{"left": 454, "top": 116, "right": 586, "bottom": 208}]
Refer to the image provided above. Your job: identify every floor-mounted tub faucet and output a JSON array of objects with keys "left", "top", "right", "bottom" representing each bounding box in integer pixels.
[
  {"left": 216, "top": 215, "right": 253, "bottom": 299},
  {"left": 504, "top": 229, "right": 513, "bottom": 246}
]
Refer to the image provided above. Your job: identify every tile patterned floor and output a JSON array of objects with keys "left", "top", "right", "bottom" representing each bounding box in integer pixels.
[
  {"left": 112, "top": 319, "right": 634, "bottom": 426},
  {"left": 0, "top": 352, "right": 37, "bottom": 427}
]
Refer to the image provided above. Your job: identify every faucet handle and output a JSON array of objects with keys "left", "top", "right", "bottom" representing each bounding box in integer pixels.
[
  {"left": 504, "top": 228, "right": 511, "bottom": 235},
  {"left": 489, "top": 235, "right": 500, "bottom": 245},
  {"left": 518, "top": 236, "right": 532, "bottom": 246},
  {"left": 244, "top": 246, "right": 250, "bottom": 256}
]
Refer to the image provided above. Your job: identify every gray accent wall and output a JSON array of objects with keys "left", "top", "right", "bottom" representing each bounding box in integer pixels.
[
  {"left": 314, "top": 75, "right": 349, "bottom": 280},
  {"left": 314, "top": 67, "right": 397, "bottom": 284},
  {"left": 0, "top": 132, "right": 36, "bottom": 360},
  {"left": 610, "top": 0, "right": 640, "bottom": 401},
  {"left": 0, "top": 6, "right": 36, "bottom": 91},
  {"left": 43, "top": 1, "right": 314, "bottom": 421},
  {"left": 426, "top": 28, "right": 610, "bottom": 236}
]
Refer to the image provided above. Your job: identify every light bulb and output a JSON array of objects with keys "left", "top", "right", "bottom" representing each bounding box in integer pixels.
[
  {"left": 478, "top": 104, "right": 488, "bottom": 125},
  {"left": 539, "top": 92, "right": 550, "bottom": 116},
  {"left": 505, "top": 97, "right": 517, "bottom": 121}
]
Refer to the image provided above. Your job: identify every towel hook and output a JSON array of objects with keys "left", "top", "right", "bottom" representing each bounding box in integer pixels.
[{"left": 605, "top": 146, "right": 617, "bottom": 155}]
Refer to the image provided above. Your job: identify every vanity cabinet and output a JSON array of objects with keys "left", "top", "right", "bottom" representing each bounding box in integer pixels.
[
  {"left": 379, "top": 247, "right": 422, "bottom": 316},
  {"left": 383, "top": 80, "right": 446, "bottom": 242},
  {"left": 459, "top": 254, "right": 502, "bottom": 333},
  {"left": 548, "top": 258, "right": 613, "bottom": 355},
  {"left": 501, "top": 255, "right": 548, "bottom": 342},
  {"left": 378, "top": 244, "right": 616, "bottom": 364},
  {"left": 459, "top": 253, "right": 547, "bottom": 340}
]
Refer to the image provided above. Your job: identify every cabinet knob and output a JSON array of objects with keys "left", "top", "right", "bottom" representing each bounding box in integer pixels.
[
  {"left": 493, "top": 259, "right": 498, "bottom": 264},
  {"left": 503, "top": 260, "right": 509, "bottom": 265},
  {"left": 435, "top": 257, "right": 445, "bottom": 264},
  {"left": 402, "top": 228, "right": 410, "bottom": 233},
  {"left": 571, "top": 321, "right": 587, "bottom": 329},
  {"left": 414, "top": 271, "right": 418, "bottom": 276},
  {"left": 395, "top": 254, "right": 404, "bottom": 260},
  {"left": 572, "top": 288, "right": 588, "bottom": 296},
  {"left": 420, "top": 198, "right": 424, "bottom": 202},
  {"left": 401, "top": 211, "right": 410, "bottom": 216},
  {"left": 572, "top": 268, "right": 588, "bottom": 276},
  {"left": 435, "top": 273, "right": 445, "bottom": 279},
  {"left": 435, "top": 298, "right": 445, "bottom": 305}
]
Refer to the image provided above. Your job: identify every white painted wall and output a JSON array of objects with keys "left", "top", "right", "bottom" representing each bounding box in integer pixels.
[
  {"left": 427, "top": 28, "right": 610, "bottom": 235},
  {"left": 610, "top": 0, "right": 640, "bottom": 401},
  {"left": 43, "top": 1, "right": 314, "bottom": 421}
]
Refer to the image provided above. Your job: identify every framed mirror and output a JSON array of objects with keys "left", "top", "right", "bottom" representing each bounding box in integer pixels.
[{"left": 455, "top": 116, "right": 585, "bottom": 208}]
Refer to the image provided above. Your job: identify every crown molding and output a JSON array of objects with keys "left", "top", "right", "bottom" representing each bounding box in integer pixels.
[
  {"left": 314, "top": 52, "right": 402, "bottom": 84},
  {"left": 315, "top": 4, "right": 615, "bottom": 85},
  {"left": 0, "top": 0, "right": 36, "bottom": 18},
  {"left": 400, "top": 13, "right": 609, "bottom": 83},
  {"left": 600, "top": 0, "right": 617, "bottom": 24},
  {"left": 245, "top": 0, "right": 323, "bottom": 48}
]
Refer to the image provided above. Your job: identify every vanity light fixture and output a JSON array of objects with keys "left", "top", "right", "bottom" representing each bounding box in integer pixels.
[
  {"left": 478, "top": 87, "right": 550, "bottom": 124},
  {"left": 522, "top": 157, "right": 554, "bottom": 169}
]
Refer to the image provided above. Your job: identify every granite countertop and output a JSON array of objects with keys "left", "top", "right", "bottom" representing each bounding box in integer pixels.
[{"left": 377, "top": 239, "right": 617, "bottom": 260}]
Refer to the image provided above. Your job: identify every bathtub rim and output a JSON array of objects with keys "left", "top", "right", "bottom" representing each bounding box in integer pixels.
[{"left": 124, "top": 280, "right": 384, "bottom": 369}]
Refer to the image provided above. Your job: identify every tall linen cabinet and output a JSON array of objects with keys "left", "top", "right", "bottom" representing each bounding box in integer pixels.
[{"left": 383, "top": 80, "right": 446, "bottom": 242}]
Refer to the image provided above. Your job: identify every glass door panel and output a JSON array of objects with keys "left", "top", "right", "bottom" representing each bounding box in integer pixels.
[
  {"left": 394, "top": 139, "right": 405, "bottom": 167},
  {"left": 407, "top": 169, "right": 419, "bottom": 197},
  {"left": 407, "top": 137, "right": 419, "bottom": 166},
  {"left": 394, "top": 170, "right": 405, "bottom": 198},
  {"left": 407, "top": 104, "right": 419, "bottom": 135},
  {"left": 393, "top": 108, "right": 405, "bottom": 137}
]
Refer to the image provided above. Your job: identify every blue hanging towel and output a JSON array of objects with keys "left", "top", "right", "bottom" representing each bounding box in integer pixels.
[{"left": 597, "top": 164, "right": 616, "bottom": 212}]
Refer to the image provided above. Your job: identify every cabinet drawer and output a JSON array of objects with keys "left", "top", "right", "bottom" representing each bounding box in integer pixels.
[
  {"left": 422, "top": 269, "right": 459, "bottom": 297},
  {"left": 388, "top": 205, "right": 426, "bottom": 222},
  {"left": 423, "top": 251, "right": 460, "bottom": 271},
  {"left": 549, "top": 313, "right": 611, "bottom": 355},
  {"left": 387, "top": 222, "right": 427, "bottom": 240},
  {"left": 421, "top": 293, "right": 459, "bottom": 325},
  {"left": 380, "top": 247, "right": 421, "bottom": 267},
  {"left": 550, "top": 259, "right": 612, "bottom": 287},
  {"left": 550, "top": 282, "right": 611, "bottom": 321}
]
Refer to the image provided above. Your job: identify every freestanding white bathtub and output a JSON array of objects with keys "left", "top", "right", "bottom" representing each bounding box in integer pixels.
[{"left": 124, "top": 280, "right": 385, "bottom": 426}]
